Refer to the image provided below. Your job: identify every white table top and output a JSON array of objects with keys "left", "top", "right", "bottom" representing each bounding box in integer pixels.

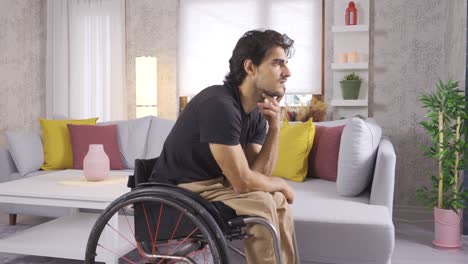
[{"left": 0, "top": 170, "right": 132, "bottom": 210}]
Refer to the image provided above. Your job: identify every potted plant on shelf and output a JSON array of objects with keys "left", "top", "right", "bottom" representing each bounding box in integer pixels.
[
  {"left": 416, "top": 79, "right": 468, "bottom": 249},
  {"left": 340, "top": 72, "right": 361, "bottom": 99}
]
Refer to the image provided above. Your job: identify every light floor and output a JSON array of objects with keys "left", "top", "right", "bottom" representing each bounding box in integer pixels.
[
  {"left": 392, "top": 221, "right": 468, "bottom": 264},
  {"left": 0, "top": 211, "right": 467, "bottom": 263}
]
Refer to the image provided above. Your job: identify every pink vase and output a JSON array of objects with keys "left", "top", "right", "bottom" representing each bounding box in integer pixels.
[
  {"left": 83, "top": 144, "right": 110, "bottom": 182},
  {"left": 433, "top": 207, "right": 462, "bottom": 249}
]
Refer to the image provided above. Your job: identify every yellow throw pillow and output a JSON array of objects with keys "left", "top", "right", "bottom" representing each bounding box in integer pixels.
[
  {"left": 40, "top": 118, "right": 98, "bottom": 170},
  {"left": 272, "top": 119, "right": 316, "bottom": 182}
]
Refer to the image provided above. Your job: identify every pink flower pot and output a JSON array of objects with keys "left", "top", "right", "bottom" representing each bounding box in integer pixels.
[
  {"left": 433, "top": 207, "right": 462, "bottom": 249},
  {"left": 83, "top": 144, "right": 110, "bottom": 182}
]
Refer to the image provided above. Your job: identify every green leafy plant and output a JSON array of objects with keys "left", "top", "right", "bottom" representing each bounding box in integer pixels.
[
  {"left": 416, "top": 79, "right": 468, "bottom": 213},
  {"left": 342, "top": 72, "right": 361, "bottom": 81}
]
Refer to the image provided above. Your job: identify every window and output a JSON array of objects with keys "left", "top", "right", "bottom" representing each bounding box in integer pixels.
[
  {"left": 178, "top": 0, "right": 323, "bottom": 101},
  {"left": 46, "top": 0, "right": 126, "bottom": 121}
]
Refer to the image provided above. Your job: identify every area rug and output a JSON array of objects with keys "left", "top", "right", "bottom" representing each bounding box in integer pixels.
[
  {"left": 0, "top": 222, "right": 82, "bottom": 263},
  {"left": 0, "top": 222, "right": 245, "bottom": 264},
  {"left": 0, "top": 222, "right": 83, "bottom": 264}
]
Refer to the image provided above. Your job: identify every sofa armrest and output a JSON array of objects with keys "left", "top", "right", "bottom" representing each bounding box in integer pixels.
[
  {"left": 370, "top": 137, "right": 396, "bottom": 216},
  {"left": 0, "top": 148, "right": 18, "bottom": 183}
]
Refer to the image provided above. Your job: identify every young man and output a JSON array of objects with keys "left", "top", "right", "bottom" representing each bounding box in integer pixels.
[{"left": 150, "top": 29, "right": 297, "bottom": 264}]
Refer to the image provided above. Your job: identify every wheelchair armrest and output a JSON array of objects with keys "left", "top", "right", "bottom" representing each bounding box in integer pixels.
[{"left": 227, "top": 216, "right": 247, "bottom": 228}]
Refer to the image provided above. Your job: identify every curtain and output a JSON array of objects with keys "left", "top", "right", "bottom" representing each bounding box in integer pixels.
[
  {"left": 46, "top": 0, "right": 126, "bottom": 121},
  {"left": 178, "top": 0, "right": 323, "bottom": 97}
]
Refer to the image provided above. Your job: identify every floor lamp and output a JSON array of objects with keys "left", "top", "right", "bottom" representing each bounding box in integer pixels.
[{"left": 136, "top": 56, "right": 158, "bottom": 118}]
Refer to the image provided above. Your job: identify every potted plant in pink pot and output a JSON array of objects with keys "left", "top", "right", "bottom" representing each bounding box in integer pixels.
[{"left": 416, "top": 79, "right": 468, "bottom": 249}]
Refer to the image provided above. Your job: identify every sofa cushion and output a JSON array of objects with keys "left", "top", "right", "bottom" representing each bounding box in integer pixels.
[
  {"left": 68, "top": 124, "right": 125, "bottom": 170},
  {"left": 314, "top": 118, "right": 350, "bottom": 127},
  {"left": 273, "top": 119, "right": 315, "bottom": 182},
  {"left": 99, "top": 116, "right": 152, "bottom": 169},
  {"left": 145, "top": 117, "right": 176, "bottom": 159},
  {"left": 6, "top": 132, "right": 44, "bottom": 176},
  {"left": 308, "top": 125, "right": 345, "bottom": 181},
  {"left": 288, "top": 179, "right": 394, "bottom": 263},
  {"left": 39, "top": 118, "right": 99, "bottom": 170},
  {"left": 337, "top": 118, "right": 382, "bottom": 196},
  {"left": 24, "top": 170, "right": 55, "bottom": 177}
]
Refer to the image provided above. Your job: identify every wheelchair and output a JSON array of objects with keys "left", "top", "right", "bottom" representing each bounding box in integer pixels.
[{"left": 84, "top": 158, "right": 286, "bottom": 264}]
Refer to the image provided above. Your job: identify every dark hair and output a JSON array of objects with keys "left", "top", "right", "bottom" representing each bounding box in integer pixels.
[{"left": 224, "top": 29, "right": 294, "bottom": 88}]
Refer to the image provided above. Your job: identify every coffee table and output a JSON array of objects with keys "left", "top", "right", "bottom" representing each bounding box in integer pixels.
[{"left": 0, "top": 169, "right": 133, "bottom": 263}]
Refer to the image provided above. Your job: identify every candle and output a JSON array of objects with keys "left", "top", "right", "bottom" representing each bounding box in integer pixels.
[
  {"left": 338, "top": 53, "right": 348, "bottom": 63},
  {"left": 348, "top": 51, "right": 359, "bottom": 63}
]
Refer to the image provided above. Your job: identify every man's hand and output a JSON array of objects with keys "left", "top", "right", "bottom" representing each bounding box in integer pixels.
[
  {"left": 271, "top": 176, "right": 295, "bottom": 204},
  {"left": 209, "top": 143, "right": 295, "bottom": 200},
  {"left": 257, "top": 92, "right": 283, "bottom": 131},
  {"left": 281, "top": 181, "right": 295, "bottom": 204}
]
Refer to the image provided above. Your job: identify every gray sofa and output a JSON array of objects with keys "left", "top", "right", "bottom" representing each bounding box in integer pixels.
[{"left": 0, "top": 116, "right": 396, "bottom": 264}]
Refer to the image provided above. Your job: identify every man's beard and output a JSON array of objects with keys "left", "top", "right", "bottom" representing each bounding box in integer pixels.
[
  {"left": 256, "top": 87, "right": 284, "bottom": 99},
  {"left": 263, "top": 90, "right": 282, "bottom": 97}
]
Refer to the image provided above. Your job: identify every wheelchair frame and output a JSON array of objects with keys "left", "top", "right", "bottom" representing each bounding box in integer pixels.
[{"left": 84, "top": 158, "right": 288, "bottom": 264}]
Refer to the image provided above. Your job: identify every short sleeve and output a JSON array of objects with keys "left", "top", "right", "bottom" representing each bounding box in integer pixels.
[
  {"left": 249, "top": 113, "right": 267, "bottom": 145},
  {"left": 198, "top": 97, "right": 242, "bottom": 145}
]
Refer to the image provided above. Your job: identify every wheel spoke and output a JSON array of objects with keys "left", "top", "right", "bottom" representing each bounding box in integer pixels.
[
  {"left": 105, "top": 222, "right": 138, "bottom": 249},
  {"left": 204, "top": 246, "right": 208, "bottom": 264},
  {"left": 120, "top": 208, "right": 149, "bottom": 262},
  {"left": 157, "top": 227, "right": 200, "bottom": 264},
  {"left": 86, "top": 189, "right": 223, "bottom": 264},
  {"left": 155, "top": 239, "right": 181, "bottom": 247},
  {"left": 142, "top": 203, "right": 155, "bottom": 246},
  {"left": 170, "top": 211, "right": 185, "bottom": 241},
  {"left": 121, "top": 208, "right": 135, "bottom": 238},
  {"left": 97, "top": 243, "right": 138, "bottom": 264},
  {"left": 152, "top": 202, "right": 164, "bottom": 255}
]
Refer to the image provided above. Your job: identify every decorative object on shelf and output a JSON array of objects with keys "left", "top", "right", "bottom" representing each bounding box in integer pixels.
[
  {"left": 338, "top": 53, "right": 348, "bottom": 63},
  {"left": 340, "top": 72, "right": 361, "bottom": 99},
  {"left": 416, "top": 79, "right": 467, "bottom": 249},
  {"left": 345, "top": 1, "right": 358, "bottom": 25},
  {"left": 83, "top": 144, "right": 110, "bottom": 182},
  {"left": 179, "top": 96, "right": 189, "bottom": 113},
  {"left": 347, "top": 51, "right": 359, "bottom": 63},
  {"left": 281, "top": 98, "right": 328, "bottom": 122}
]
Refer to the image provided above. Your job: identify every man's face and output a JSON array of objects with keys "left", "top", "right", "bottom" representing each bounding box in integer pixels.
[{"left": 253, "top": 46, "right": 291, "bottom": 99}]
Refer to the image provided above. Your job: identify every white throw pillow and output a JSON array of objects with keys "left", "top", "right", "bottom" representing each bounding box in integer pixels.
[
  {"left": 6, "top": 132, "right": 44, "bottom": 176},
  {"left": 145, "top": 117, "right": 175, "bottom": 159},
  {"left": 337, "top": 118, "right": 382, "bottom": 196},
  {"left": 99, "top": 116, "right": 152, "bottom": 169}
]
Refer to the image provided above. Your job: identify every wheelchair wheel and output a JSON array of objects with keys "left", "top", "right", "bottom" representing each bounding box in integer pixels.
[{"left": 84, "top": 186, "right": 229, "bottom": 264}]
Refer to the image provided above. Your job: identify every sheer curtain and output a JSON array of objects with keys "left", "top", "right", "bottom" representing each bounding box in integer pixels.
[
  {"left": 178, "top": 0, "right": 323, "bottom": 97},
  {"left": 46, "top": 0, "right": 126, "bottom": 121}
]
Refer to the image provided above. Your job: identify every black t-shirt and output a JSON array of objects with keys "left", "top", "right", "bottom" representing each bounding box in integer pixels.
[{"left": 149, "top": 83, "right": 267, "bottom": 184}]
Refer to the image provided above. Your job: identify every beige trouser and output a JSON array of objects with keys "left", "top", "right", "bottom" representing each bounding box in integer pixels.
[{"left": 178, "top": 177, "right": 297, "bottom": 264}]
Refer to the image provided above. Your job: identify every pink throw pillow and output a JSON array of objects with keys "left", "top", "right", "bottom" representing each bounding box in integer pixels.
[
  {"left": 67, "top": 124, "right": 125, "bottom": 170},
  {"left": 308, "top": 125, "right": 345, "bottom": 182}
]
